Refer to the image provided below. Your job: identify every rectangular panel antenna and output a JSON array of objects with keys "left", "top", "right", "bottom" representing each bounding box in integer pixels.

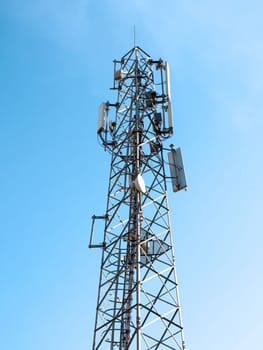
[{"left": 168, "top": 147, "right": 187, "bottom": 192}]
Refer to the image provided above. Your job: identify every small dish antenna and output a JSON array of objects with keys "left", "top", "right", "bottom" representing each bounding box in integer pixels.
[{"left": 133, "top": 173, "right": 146, "bottom": 193}]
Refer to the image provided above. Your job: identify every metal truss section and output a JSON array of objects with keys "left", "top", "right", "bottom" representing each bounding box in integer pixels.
[{"left": 91, "top": 46, "right": 186, "bottom": 350}]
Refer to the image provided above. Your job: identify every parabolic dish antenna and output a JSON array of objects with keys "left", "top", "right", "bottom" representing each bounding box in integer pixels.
[{"left": 133, "top": 173, "right": 146, "bottom": 193}]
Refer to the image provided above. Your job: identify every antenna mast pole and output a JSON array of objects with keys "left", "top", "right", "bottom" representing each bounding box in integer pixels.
[{"left": 90, "top": 46, "right": 187, "bottom": 350}]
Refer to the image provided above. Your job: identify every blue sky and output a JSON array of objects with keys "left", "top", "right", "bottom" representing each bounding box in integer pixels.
[{"left": 0, "top": 1, "right": 262, "bottom": 349}]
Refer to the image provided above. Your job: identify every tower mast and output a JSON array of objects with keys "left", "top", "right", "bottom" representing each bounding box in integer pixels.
[{"left": 90, "top": 46, "right": 187, "bottom": 350}]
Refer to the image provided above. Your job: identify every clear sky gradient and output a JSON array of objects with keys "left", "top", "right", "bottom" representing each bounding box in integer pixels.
[{"left": 0, "top": 1, "right": 262, "bottom": 349}]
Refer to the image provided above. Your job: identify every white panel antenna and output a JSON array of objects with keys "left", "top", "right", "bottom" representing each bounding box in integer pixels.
[
  {"left": 97, "top": 102, "right": 107, "bottom": 134},
  {"left": 167, "top": 101, "right": 173, "bottom": 134},
  {"left": 165, "top": 61, "right": 173, "bottom": 134},
  {"left": 165, "top": 61, "right": 171, "bottom": 100}
]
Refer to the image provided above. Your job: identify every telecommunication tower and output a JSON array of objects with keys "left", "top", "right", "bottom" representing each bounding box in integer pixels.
[{"left": 89, "top": 46, "right": 187, "bottom": 350}]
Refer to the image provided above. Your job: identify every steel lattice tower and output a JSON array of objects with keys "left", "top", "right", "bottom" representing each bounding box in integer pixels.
[{"left": 90, "top": 46, "right": 187, "bottom": 350}]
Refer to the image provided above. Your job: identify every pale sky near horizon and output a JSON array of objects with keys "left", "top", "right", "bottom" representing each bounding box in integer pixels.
[{"left": 1, "top": 1, "right": 262, "bottom": 349}]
